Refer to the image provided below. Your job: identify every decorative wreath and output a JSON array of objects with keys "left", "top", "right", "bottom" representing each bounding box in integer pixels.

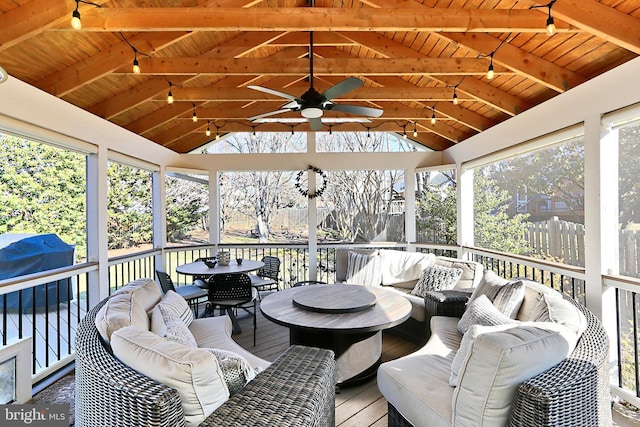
[{"left": 295, "top": 165, "right": 328, "bottom": 199}]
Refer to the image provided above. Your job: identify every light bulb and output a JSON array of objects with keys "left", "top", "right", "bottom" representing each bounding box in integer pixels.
[
  {"left": 167, "top": 90, "right": 173, "bottom": 104},
  {"left": 453, "top": 92, "right": 459, "bottom": 105},
  {"left": 431, "top": 113, "right": 436, "bottom": 126},
  {"left": 132, "top": 58, "right": 140, "bottom": 74},
  {"left": 487, "top": 63, "right": 494, "bottom": 80},
  {"left": 215, "top": 132, "right": 220, "bottom": 140},
  {"left": 413, "top": 129, "right": 418, "bottom": 137},
  {"left": 192, "top": 110, "right": 198, "bottom": 122},
  {"left": 403, "top": 132, "right": 407, "bottom": 139},
  {"left": 206, "top": 127, "right": 211, "bottom": 137},
  {"left": 71, "top": 9, "right": 81, "bottom": 30},
  {"left": 251, "top": 130, "right": 257, "bottom": 140},
  {"left": 546, "top": 16, "right": 556, "bottom": 36}
]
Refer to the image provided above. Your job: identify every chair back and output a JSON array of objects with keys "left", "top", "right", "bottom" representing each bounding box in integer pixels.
[
  {"left": 155, "top": 270, "right": 176, "bottom": 294},
  {"left": 256, "top": 256, "right": 280, "bottom": 281},
  {"left": 207, "top": 273, "right": 253, "bottom": 302}
]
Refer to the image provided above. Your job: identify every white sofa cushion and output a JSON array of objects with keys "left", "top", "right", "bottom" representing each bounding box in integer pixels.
[
  {"left": 335, "top": 248, "right": 378, "bottom": 282},
  {"left": 345, "top": 250, "right": 382, "bottom": 286},
  {"left": 111, "top": 326, "right": 229, "bottom": 427},
  {"left": 95, "top": 278, "right": 162, "bottom": 343},
  {"left": 158, "top": 290, "right": 194, "bottom": 326},
  {"left": 156, "top": 304, "right": 198, "bottom": 348},
  {"left": 377, "top": 316, "right": 460, "bottom": 427},
  {"left": 452, "top": 325, "right": 573, "bottom": 427},
  {"left": 529, "top": 292, "right": 587, "bottom": 337},
  {"left": 411, "top": 265, "right": 463, "bottom": 297},
  {"left": 457, "top": 295, "right": 519, "bottom": 335},
  {"left": 379, "top": 249, "right": 436, "bottom": 287},
  {"left": 467, "top": 270, "right": 510, "bottom": 305},
  {"left": 433, "top": 257, "right": 483, "bottom": 289},
  {"left": 492, "top": 280, "right": 526, "bottom": 319}
]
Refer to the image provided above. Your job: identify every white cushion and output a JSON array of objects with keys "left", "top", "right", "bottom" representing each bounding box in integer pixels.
[
  {"left": 452, "top": 325, "right": 573, "bottom": 427},
  {"left": 157, "top": 290, "right": 194, "bottom": 326},
  {"left": 457, "top": 295, "right": 519, "bottom": 335},
  {"left": 111, "top": 326, "right": 229, "bottom": 427},
  {"left": 529, "top": 293, "right": 587, "bottom": 337},
  {"left": 94, "top": 278, "right": 163, "bottom": 343},
  {"left": 345, "top": 251, "right": 382, "bottom": 286},
  {"left": 492, "top": 280, "right": 526, "bottom": 319},
  {"left": 335, "top": 249, "right": 378, "bottom": 282},
  {"left": 411, "top": 265, "right": 463, "bottom": 297},
  {"left": 379, "top": 249, "right": 436, "bottom": 286},
  {"left": 449, "top": 324, "right": 516, "bottom": 387},
  {"left": 156, "top": 304, "right": 197, "bottom": 348},
  {"left": 467, "top": 270, "right": 510, "bottom": 305},
  {"left": 434, "top": 257, "right": 483, "bottom": 289}
]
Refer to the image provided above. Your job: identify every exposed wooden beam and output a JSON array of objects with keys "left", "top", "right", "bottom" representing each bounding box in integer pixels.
[
  {"left": 34, "top": 32, "right": 191, "bottom": 96},
  {"left": 334, "top": 33, "right": 531, "bottom": 116},
  {"left": 120, "top": 57, "right": 513, "bottom": 76},
  {"left": 268, "top": 32, "right": 355, "bottom": 47},
  {"left": 63, "top": 8, "right": 575, "bottom": 33},
  {"left": 527, "top": 0, "right": 640, "bottom": 54},
  {"left": 438, "top": 32, "right": 587, "bottom": 92}
]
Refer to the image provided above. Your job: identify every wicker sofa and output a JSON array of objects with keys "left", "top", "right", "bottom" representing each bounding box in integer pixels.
[
  {"left": 335, "top": 248, "right": 483, "bottom": 343},
  {"left": 75, "top": 279, "right": 336, "bottom": 427},
  {"left": 378, "top": 278, "right": 612, "bottom": 427}
]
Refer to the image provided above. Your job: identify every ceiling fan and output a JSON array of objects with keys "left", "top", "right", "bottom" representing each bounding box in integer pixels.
[{"left": 247, "top": 32, "right": 383, "bottom": 131}]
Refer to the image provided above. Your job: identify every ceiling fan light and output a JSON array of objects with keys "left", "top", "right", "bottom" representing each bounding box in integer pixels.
[{"left": 301, "top": 107, "right": 323, "bottom": 119}]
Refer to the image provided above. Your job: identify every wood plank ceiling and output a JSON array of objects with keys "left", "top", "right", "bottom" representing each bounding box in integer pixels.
[{"left": 0, "top": 0, "right": 638, "bottom": 153}]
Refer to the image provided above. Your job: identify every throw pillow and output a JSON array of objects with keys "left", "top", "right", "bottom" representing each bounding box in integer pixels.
[
  {"left": 157, "top": 290, "right": 194, "bottom": 327},
  {"left": 205, "top": 348, "right": 256, "bottom": 396},
  {"left": 529, "top": 293, "right": 587, "bottom": 337},
  {"left": 411, "top": 265, "right": 464, "bottom": 297},
  {"left": 158, "top": 304, "right": 197, "bottom": 348},
  {"left": 466, "top": 270, "right": 510, "bottom": 306},
  {"left": 345, "top": 251, "right": 382, "bottom": 287},
  {"left": 457, "top": 294, "right": 519, "bottom": 335},
  {"left": 449, "top": 323, "right": 516, "bottom": 386},
  {"left": 492, "top": 280, "right": 526, "bottom": 319}
]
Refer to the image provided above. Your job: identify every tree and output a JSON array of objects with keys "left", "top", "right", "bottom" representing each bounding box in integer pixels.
[
  {"left": 218, "top": 133, "right": 303, "bottom": 242},
  {"left": 619, "top": 124, "right": 640, "bottom": 227},
  {"left": 0, "top": 135, "right": 87, "bottom": 259},
  {"left": 416, "top": 170, "right": 457, "bottom": 244},
  {"left": 166, "top": 175, "right": 209, "bottom": 242}
]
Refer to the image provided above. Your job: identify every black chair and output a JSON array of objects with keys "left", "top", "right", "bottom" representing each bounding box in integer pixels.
[
  {"left": 205, "top": 273, "right": 257, "bottom": 346},
  {"left": 155, "top": 270, "right": 208, "bottom": 318},
  {"left": 249, "top": 255, "right": 281, "bottom": 298}
]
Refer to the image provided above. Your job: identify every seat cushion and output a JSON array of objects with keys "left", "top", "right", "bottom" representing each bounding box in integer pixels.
[
  {"left": 188, "top": 316, "right": 271, "bottom": 371},
  {"left": 385, "top": 286, "right": 427, "bottom": 321},
  {"left": 378, "top": 316, "right": 460, "bottom": 427},
  {"left": 111, "top": 326, "right": 229, "bottom": 427},
  {"left": 94, "top": 278, "right": 162, "bottom": 343},
  {"left": 452, "top": 325, "right": 573, "bottom": 427}
]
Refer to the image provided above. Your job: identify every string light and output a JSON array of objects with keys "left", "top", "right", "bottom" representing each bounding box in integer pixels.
[
  {"left": 413, "top": 122, "right": 418, "bottom": 137},
  {"left": 328, "top": 126, "right": 333, "bottom": 136},
  {"left": 251, "top": 127, "right": 257, "bottom": 140},
  {"left": 452, "top": 87, "right": 459, "bottom": 105},
  {"left": 167, "top": 81, "right": 174, "bottom": 104},
  {"left": 403, "top": 124, "right": 407, "bottom": 139},
  {"left": 216, "top": 128, "right": 220, "bottom": 140},
  {"left": 192, "top": 103, "right": 198, "bottom": 122},
  {"left": 206, "top": 121, "right": 211, "bottom": 137},
  {"left": 366, "top": 128, "right": 371, "bottom": 140},
  {"left": 530, "top": 1, "right": 557, "bottom": 36},
  {"left": 431, "top": 109, "right": 436, "bottom": 126},
  {"left": 487, "top": 53, "right": 495, "bottom": 80},
  {"left": 70, "top": 0, "right": 102, "bottom": 30}
]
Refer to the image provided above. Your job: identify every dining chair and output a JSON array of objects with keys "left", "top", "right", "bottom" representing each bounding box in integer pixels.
[
  {"left": 155, "top": 270, "right": 208, "bottom": 318},
  {"left": 249, "top": 255, "right": 281, "bottom": 299},
  {"left": 205, "top": 273, "right": 257, "bottom": 346}
]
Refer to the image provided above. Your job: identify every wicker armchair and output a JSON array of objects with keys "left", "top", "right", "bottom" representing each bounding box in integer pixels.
[
  {"left": 388, "top": 293, "right": 612, "bottom": 427},
  {"left": 75, "top": 298, "right": 336, "bottom": 427}
]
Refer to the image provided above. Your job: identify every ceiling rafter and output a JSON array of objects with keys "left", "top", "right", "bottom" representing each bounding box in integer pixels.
[{"left": 58, "top": 8, "right": 578, "bottom": 33}]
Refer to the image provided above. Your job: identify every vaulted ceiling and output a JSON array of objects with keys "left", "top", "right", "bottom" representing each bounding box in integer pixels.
[{"left": 1, "top": 0, "right": 638, "bottom": 152}]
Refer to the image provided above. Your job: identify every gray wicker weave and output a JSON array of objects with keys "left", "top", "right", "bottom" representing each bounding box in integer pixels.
[
  {"left": 75, "top": 298, "right": 336, "bottom": 427},
  {"left": 388, "top": 295, "right": 612, "bottom": 427}
]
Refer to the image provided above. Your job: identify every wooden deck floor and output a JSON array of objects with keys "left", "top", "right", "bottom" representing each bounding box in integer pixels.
[{"left": 223, "top": 296, "right": 420, "bottom": 427}]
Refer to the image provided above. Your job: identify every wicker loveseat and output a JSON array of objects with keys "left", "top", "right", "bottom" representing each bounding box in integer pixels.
[
  {"left": 378, "top": 278, "right": 612, "bottom": 427},
  {"left": 75, "top": 291, "right": 336, "bottom": 427}
]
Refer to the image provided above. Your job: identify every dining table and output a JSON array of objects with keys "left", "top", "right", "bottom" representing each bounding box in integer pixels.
[{"left": 175, "top": 258, "right": 265, "bottom": 334}]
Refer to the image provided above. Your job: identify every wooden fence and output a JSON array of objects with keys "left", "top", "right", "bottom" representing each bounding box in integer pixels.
[{"left": 526, "top": 216, "right": 640, "bottom": 277}]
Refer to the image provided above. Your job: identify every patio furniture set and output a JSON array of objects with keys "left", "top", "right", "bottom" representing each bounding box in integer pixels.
[{"left": 75, "top": 250, "right": 610, "bottom": 426}]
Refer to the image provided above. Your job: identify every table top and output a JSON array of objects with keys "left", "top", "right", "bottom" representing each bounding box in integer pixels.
[
  {"left": 176, "top": 259, "right": 264, "bottom": 276},
  {"left": 260, "top": 284, "right": 412, "bottom": 334}
]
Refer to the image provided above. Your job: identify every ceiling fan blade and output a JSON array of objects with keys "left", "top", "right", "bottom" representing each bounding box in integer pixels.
[
  {"left": 248, "top": 109, "right": 292, "bottom": 121},
  {"left": 330, "top": 104, "right": 384, "bottom": 117},
  {"left": 309, "top": 117, "right": 323, "bottom": 131},
  {"left": 280, "top": 100, "right": 300, "bottom": 110},
  {"left": 321, "top": 77, "right": 364, "bottom": 101},
  {"left": 247, "top": 85, "right": 298, "bottom": 101}
]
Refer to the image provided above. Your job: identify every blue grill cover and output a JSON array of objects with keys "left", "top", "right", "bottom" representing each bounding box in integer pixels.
[{"left": 0, "top": 234, "right": 75, "bottom": 311}]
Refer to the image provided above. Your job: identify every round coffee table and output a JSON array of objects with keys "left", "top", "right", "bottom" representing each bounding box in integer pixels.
[{"left": 260, "top": 284, "right": 411, "bottom": 387}]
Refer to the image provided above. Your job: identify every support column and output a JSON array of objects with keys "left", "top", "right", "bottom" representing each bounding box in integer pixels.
[
  {"left": 152, "top": 168, "right": 166, "bottom": 272},
  {"left": 405, "top": 169, "right": 417, "bottom": 251},
  {"left": 307, "top": 132, "right": 318, "bottom": 281},
  {"left": 86, "top": 145, "right": 109, "bottom": 305},
  {"left": 458, "top": 165, "right": 475, "bottom": 259}
]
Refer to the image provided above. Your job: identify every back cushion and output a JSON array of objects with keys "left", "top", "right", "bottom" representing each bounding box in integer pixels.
[
  {"left": 95, "top": 277, "right": 162, "bottom": 343},
  {"left": 335, "top": 249, "right": 378, "bottom": 282},
  {"left": 434, "top": 256, "right": 483, "bottom": 289},
  {"left": 452, "top": 325, "right": 572, "bottom": 427},
  {"left": 379, "top": 249, "right": 435, "bottom": 286},
  {"left": 345, "top": 251, "right": 382, "bottom": 286},
  {"left": 111, "top": 326, "right": 229, "bottom": 427}
]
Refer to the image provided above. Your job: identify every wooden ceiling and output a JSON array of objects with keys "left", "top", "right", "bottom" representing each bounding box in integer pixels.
[{"left": 1, "top": 0, "right": 638, "bottom": 153}]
